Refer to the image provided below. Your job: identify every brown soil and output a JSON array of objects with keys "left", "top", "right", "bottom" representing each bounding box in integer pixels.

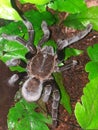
[
  {"left": 0, "top": 1, "right": 98, "bottom": 130},
  {"left": 0, "top": 61, "right": 19, "bottom": 130}
]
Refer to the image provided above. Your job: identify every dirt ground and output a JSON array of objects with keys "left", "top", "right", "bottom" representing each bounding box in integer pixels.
[{"left": 0, "top": 0, "right": 98, "bottom": 130}]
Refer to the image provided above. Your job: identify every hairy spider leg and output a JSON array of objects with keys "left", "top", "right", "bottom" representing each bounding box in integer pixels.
[
  {"left": 57, "top": 24, "right": 92, "bottom": 50},
  {"left": 52, "top": 88, "right": 60, "bottom": 127},
  {"left": 2, "top": 33, "right": 27, "bottom": 46},
  {"left": 2, "top": 18, "right": 36, "bottom": 55},
  {"left": 38, "top": 21, "right": 50, "bottom": 47},
  {"left": 5, "top": 57, "right": 27, "bottom": 85},
  {"left": 23, "top": 19, "right": 34, "bottom": 44},
  {"left": 8, "top": 72, "right": 27, "bottom": 86},
  {"left": 6, "top": 58, "right": 27, "bottom": 68},
  {"left": 42, "top": 80, "right": 60, "bottom": 127},
  {"left": 42, "top": 84, "right": 52, "bottom": 102},
  {"left": 11, "top": 0, "right": 35, "bottom": 54},
  {"left": 8, "top": 74, "right": 19, "bottom": 85},
  {"left": 5, "top": 56, "right": 27, "bottom": 86},
  {"left": 59, "top": 60, "right": 78, "bottom": 72},
  {"left": 23, "top": 19, "right": 37, "bottom": 55}
]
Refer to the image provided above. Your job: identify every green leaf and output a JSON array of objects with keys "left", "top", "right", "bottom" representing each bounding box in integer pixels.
[
  {"left": 0, "top": 21, "right": 26, "bottom": 35},
  {"left": 0, "top": 21, "right": 28, "bottom": 72},
  {"left": 48, "top": 0, "right": 87, "bottom": 14},
  {"left": 0, "top": 0, "right": 22, "bottom": 20},
  {"left": 53, "top": 72, "right": 72, "bottom": 114},
  {"left": 75, "top": 77, "right": 98, "bottom": 129},
  {"left": 20, "top": 0, "right": 50, "bottom": 5},
  {"left": 87, "top": 44, "right": 98, "bottom": 62},
  {"left": 64, "top": 15, "right": 85, "bottom": 30},
  {"left": 85, "top": 44, "right": 98, "bottom": 80},
  {"left": 64, "top": 48, "right": 83, "bottom": 60},
  {"left": 0, "top": 38, "right": 27, "bottom": 72},
  {"left": 24, "top": 10, "right": 55, "bottom": 30},
  {"left": 8, "top": 99, "right": 52, "bottom": 130},
  {"left": 64, "top": 6, "right": 98, "bottom": 30},
  {"left": 36, "top": 5, "right": 46, "bottom": 12},
  {"left": 86, "top": 61, "right": 98, "bottom": 80}
]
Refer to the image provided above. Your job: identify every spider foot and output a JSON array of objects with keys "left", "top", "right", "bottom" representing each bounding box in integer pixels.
[
  {"left": 6, "top": 58, "right": 27, "bottom": 68},
  {"left": 2, "top": 33, "right": 27, "bottom": 46},
  {"left": 57, "top": 24, "right": 92, "bottom": 50},
  {"left": 42, "top": 85, "right": 52, "bottom": 102},
  {"left": 52, "top": 89, "right": 60, "bottom": 127},
  {"left": 2, "top": 33, "right": 17, "bottom": 41},
  {"left": 8, "top": 72, "right": 27, "bottom": 86},
  {"left": 8, "top": 74, "right": 19, "bottom": 86},
  {"left": 38, "top": 21, "right": 50, "bottom": 47},
  {"left": 23, "top": 19, "right": 34, "bottom": 31},
  {"left": 52, "top": 120, "right": 58, "bottom": 128},
  {"left": 60, "top": 60, "right": 78, "bottom": 71}
]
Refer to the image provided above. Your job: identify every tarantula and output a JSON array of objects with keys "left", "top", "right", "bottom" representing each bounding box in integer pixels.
[{"left": 2, "top": 18, "right": 92, "bottom": 127}]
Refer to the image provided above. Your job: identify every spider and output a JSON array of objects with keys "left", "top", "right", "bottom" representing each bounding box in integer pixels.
[{"left": 2, "top": 18, "right": 92, "bottom": 127}]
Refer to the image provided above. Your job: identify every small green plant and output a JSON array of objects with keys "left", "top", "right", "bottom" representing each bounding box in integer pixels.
[
  {"left": 1, "top": 0, "right": 98, "bottom": 129},
  {"left": 75, "top": 76, "right": 98, "bottom": 129},
  {"left": 8, "top": 99, "right": 52, "bottom": 130},
  {"left": 86, "top": 44, "right": 98, "bottom": 80},
  {"left": 75, "top": 44, "right": 98, "bottom": 129}
]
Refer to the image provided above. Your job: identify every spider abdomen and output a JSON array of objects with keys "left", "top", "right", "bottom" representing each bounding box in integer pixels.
[{"left": 27, "top": 48, "right": 56, "bottom": 80}]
